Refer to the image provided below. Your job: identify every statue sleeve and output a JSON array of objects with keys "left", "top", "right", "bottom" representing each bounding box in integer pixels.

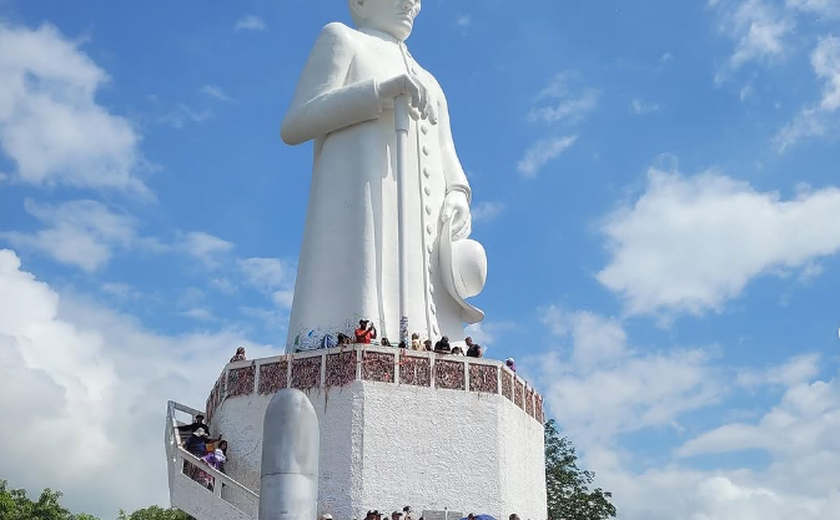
[
  {"left": 437, "top": 92, "right": 471, "bottom": 202},
  {"left": 281, "top": 23, "right": 383, "bottom": 146}
]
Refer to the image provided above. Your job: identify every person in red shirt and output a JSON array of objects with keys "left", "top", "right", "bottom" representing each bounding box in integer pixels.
[{"left": 354, "top": 319, "right": 377, "bottom": 344}]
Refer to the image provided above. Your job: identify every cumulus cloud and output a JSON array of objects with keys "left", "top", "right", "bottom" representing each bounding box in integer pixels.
[
  {"left": 517, "top": 136, "right": 577, "bottom": 178},
  {"left": 0, "top": 199, "right": 142, "bottom": 271},
  {"left": 630, "top": 98, "right": 661, "bottom": 115},
  {"left": 812, "top": 35, "right": 840, "bottom": 111},
  {"left": 534, "top": 306, "right": 722, "bottom": 441},
  {"left": 0, "top": 23, "right": 147, "bottom": 195},
  {"left": 234, "top": 15, "right": 266, "bottom": 32},
  {"left": 529, "top": 72, "right": 600, "bottom": 124},
  {"left": 0, "top": 249, "right": 279, "bottom": 518},
  {"left": 596, "top": 161, "right": 840, "bottom": 317},
  {"left": 532, "top": 307, "right": 840, "bottom": 520},
  {"left": 786, "top": 0, "right": 840, "bottom": 18},
  {"left": 199, "top": 84, "right": 235, "bottom": 103},
  {"left": 180, "top": 231, "right": 235, "bottom": 268},
  {"left": 470, "top": 201, "right": 506, "bottom": 223},
  {"left": 711, "top": 0, "right": 794, "bottom": 81}
]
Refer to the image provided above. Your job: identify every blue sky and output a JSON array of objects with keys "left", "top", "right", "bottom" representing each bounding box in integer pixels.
[{"left": 1, "top": 1, "right": 840, "bottom": 519}]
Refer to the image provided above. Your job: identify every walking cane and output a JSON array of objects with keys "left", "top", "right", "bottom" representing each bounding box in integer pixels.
[{"left": 394, "top": 94, "right": 411, "bottom": 346}]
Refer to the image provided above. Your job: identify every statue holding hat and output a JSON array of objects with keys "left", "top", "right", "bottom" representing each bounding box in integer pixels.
[{"left": 282, "top": 0, "right": 487, "bottom": 351}]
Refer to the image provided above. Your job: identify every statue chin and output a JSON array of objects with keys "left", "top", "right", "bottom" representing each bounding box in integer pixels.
[{"left": 363, "top": 18, "right": 413, "bottom": 41}]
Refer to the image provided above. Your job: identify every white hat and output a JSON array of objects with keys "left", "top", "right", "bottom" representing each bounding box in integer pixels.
[
  {"left": 214, "top": 448, "right": 227, "bottom": 462},
  {"left": 439, "top": 218, "right": 486, "bottom": 324}
]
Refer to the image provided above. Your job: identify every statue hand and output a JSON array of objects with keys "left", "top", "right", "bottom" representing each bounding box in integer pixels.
[
  {"left": 378, "top": 73, "right": 438, "bottom": 124},
  {"left": 441, "top": 189, "right": 471, "bottom": 241}
]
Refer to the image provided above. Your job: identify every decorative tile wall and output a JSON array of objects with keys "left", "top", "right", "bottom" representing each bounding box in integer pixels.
[
  {"left": 525, "top": 387, "right": 535, "bottom": 417},
  {"left": 362, "top": 351, "right": 395, "bottom": 383},
  {"left": 514, "top": 380, "right": 524, "bottom": 409},
  {"left": 326, "top": 351, "right": 357, "bottom": 388},
  {"left": 227, "top": 365, "right": 256, "bottom": 397},
  {"left": 469, "top": 364, "right": 499, "bottom": 394},
  {"left": 399, "top": 355, "right": 431, "bottom": 387},
  {"left": 435, "top": 359, "right": 466, "bottom": 390},
  {"left": 501, "top": 372, "right": 513, "bottom": 401},
  {"left": 292, "top": 356, "right": 322, "bottom": 390},
  {"left": 258, "top": 360, "right": 288, "bottom": 395}
]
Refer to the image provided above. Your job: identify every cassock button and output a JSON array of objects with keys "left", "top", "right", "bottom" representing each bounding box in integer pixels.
[
  {"left": 424, "top": 186, "right": 431, "bottom": 196},
  {"left": 429, "top": 284, "right": 435, "bottom": 294},
  {"left": 423, "top": 167, "right": 431, "bottom": 178},
  {"left": 431, "top": 304, "right": 437, "bottom": 315},
  {"left": 428, "top": 264, "right": 433, "bottom": 274},
  {"left": 425, "top": 205, "right": 432, "bottom": 215},
  {"left": 427, "top": 243, "right": 433, "bottom": 253},
  {"left": 421, "top": 125, "right": 429, "bottom": 135},
  {"left": 422, "top": 145, "right": 430, "bottom": 156},
  {"left": 426, "top": 224, "right": 433, "bottom": 235}
]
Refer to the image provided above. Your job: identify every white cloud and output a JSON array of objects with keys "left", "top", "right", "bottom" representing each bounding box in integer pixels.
[
  {"left": 533, "top": 307, "right": 721, "bottom": 442},
  {"left": 234, "top": 15, "right": 266, "bottom": 32},
  {"left": 736, "top": 353, "right": 822, "bottom": 389},
  {"left": 456, "top": 15, "right": 471, "bottom": 27},
  {"left": 238, "top": 257, "right": 290, "bottom": 289},
  {"left": 517, "top": 136, "right": 577, "bottom": 178},
  {"left": 529, "top": 72, "right": 600, "bottom": 124},
  {"left": 812, "top": 35, "right": 840, "bottom": 111},
  {"left": 159, "top": 103, "right": 212, "bottom": 128},
  {"left": 199, "top": 84, "right": 235, "bottom": 103},
  {"left": 786, "top": 0, "right": 840, "bottom": 18},
  {"left": 181, "top": 231, "right": 235, "bottom": 268},
  {"left": 711, "top": 0, "right": 794, "bottom": 82},
  {"left": 0, "top": 248, "right": 279, "bottom": 518},
  {"left": 597, "top": 162, "right": 840, "bottom": 317},
  {"left": 0, "top": 199, "right": 138, "bottom": 271},
  {"left": 0, "top": 23, "right": 148, "bottom": 195},
  {"left": 533, "top": 308, "right": 840, "bottom": 520},
  {"left": 773, "top": 107, "right": 828, "bottom": 151},
  {"left": 630, "top": 98, "right": 661, "bottom": 115},
  {"left": 471, "top": 201, "right": 505, "bottom": 223}
]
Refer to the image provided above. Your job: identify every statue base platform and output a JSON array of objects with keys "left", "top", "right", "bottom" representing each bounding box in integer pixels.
[{"left": 202, "top": 345, "right": 547, "bottom": 519}]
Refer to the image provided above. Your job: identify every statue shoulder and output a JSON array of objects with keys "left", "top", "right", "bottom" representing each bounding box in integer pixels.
[{"left": 318, "top": 22, "right": 362, "bottom": 45}]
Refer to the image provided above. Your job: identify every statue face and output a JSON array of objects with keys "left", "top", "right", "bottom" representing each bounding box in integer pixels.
[{"left": 355, "top": 0, "right": 421, "bottom": 41}]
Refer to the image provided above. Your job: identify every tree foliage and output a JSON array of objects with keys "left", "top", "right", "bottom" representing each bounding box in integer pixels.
[
  {"left": 0, "top": 479, "right": 190, "bottom": 520},
  {"left": 544, "top": 420, "right": 617, "bottom": 520}
]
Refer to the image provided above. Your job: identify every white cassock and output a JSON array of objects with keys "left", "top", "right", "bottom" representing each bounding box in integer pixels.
[{"left": 281, "top": 22, "right": 485, "bottom": 351}]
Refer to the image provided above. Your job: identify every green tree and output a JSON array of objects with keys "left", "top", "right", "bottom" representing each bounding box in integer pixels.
[
  {"left": 0, "top": 479, "right": 97, "bottom": 520},
  {"left": 117, "top": 505, "right": 192, "bottom": 520},
  {"left": 544, "top": 420, "right": 617, "bottom": 520},
  {"left": 1, "top": 479, "right": 189, "bottom": 520}
]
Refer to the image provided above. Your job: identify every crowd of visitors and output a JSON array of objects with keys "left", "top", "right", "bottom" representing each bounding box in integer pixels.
[
  {"left": 308, "top": 318, "right": 495, "bottom": 362},
  {"left": 318, "top": 509, "right": 522, "bottom": 520},
  {"left": 178, "top": 413, "right": 231, "bottom": 490}
]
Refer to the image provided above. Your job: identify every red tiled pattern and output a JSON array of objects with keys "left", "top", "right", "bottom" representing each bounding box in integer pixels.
[
  {"left": 291, "top": 356, "right": 322, "bottom": 390},
  {"left": 469, "top": 364, "right": 499, "bottom": 393},
  {"left": 514, "top": 380, "right": 524, "bottom": 409},
  {"left": 258, "top": 361, "right": 288, "bottom": 395},
  {"left": 535, "top": 393, "right": 545, "bottom": 423},
  {"left": 399, "top": 354, "right": 431, "bottom": 387},
  {"left": 435, "top": 359, "right": 466, "bottom": 390},
  {"left": 362, "top": 351, "right": 395, "bottom": 383},
  {"left": 501, "top": 371, "right": 513, "bottom": 401},
  {"left": 326, "top": 351, "right": 357, "bottom": 388},
  {"left": 227, "top": 365, "right": 255, "bottom": 397},
  {"left": 526, "top": 387, "right": 535, "bottom": 417}
]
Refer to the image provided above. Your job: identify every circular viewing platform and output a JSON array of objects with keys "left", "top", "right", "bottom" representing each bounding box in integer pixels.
[{"left": 205, "top": 345, "right": 545, "bottom": 426}]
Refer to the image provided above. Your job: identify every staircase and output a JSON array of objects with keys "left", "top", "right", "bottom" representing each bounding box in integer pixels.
[{"left": 165, "top": 401, "right": 259, "bottom": 520}]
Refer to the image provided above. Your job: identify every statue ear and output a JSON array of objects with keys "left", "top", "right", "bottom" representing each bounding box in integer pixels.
[{"left": 349, "top": 0, "right": 366, "bottom": 24}]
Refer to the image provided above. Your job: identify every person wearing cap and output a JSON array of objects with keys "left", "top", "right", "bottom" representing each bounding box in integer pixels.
[
  {"left": 354, "top": 319, "right": 377, "bottom": 344},
  {"left": 392, "top": 511, "right": 403, "bottom": 520},
  {"left": 402, "top": 506, "right": 413, "bottom": 520},
  {"left": 505, "top": 357, "right": 517, "bottom": 373},
  {"left": 177, "top": 413, "right": 208, "bottom": 435}
]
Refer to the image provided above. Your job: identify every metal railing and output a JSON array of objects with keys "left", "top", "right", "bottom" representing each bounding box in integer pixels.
[{"left": 165, "top": 400, "right": 259, "bottom": 519}]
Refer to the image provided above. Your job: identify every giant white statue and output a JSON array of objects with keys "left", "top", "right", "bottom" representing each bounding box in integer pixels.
[{"left": 282, "top": 0, "right": 487, "bottom": 351}]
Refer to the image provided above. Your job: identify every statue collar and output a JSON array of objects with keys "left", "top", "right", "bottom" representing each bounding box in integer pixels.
[{"left": 358, "top": 27, "right": 405, "bottom": 44}]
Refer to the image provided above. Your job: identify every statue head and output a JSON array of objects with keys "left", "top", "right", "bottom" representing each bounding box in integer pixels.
[{"left": 349, "top": 0, "right": 421, "bottom": 41}]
